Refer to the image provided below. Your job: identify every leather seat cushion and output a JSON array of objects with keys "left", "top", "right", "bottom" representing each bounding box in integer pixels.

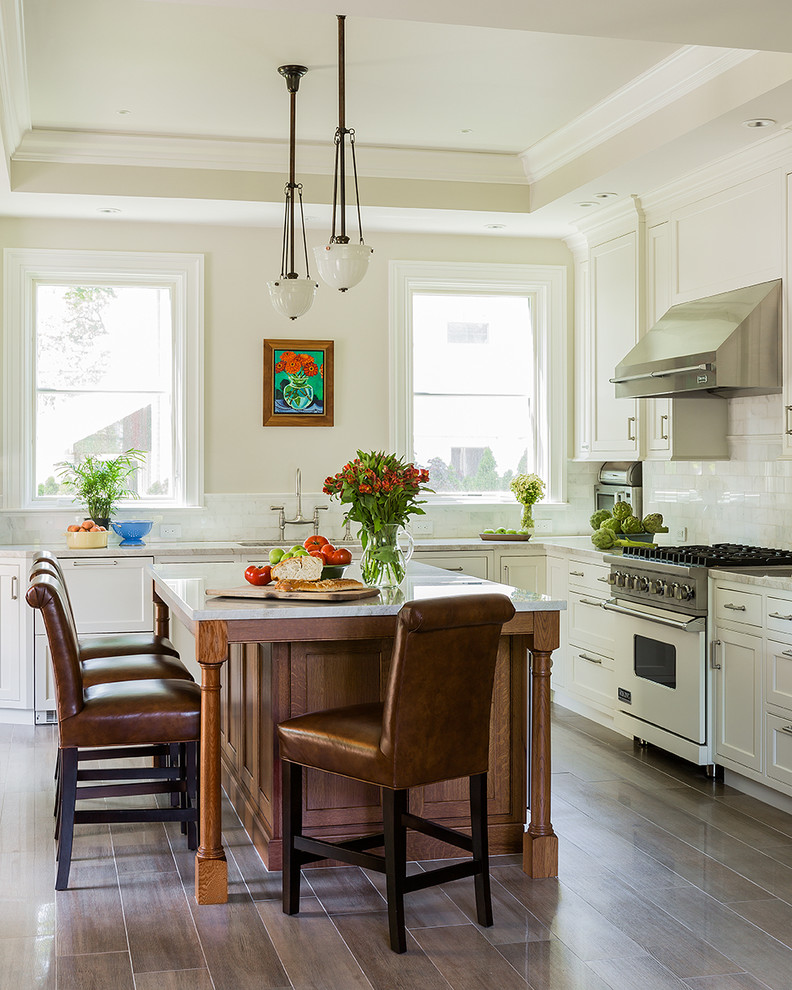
[
  {"left": 59, "top": 679, "right": 201, "bottom": 748},
  {"left": 80, "top": 634, "right": 180, "bottom": 661},
  {"left": 278, "top": 702, "right": 395, "bottom": 788},
  {"left": 81, "top": 653, "right": 192, "bottom": 688}
]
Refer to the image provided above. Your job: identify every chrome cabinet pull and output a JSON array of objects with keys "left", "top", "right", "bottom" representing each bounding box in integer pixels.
[
  {"left": 579, "top": 597, "right": 603, "bottom": 607},
  {"left": 723, "top": 603, "right": 746, "bottom": 611},
  {"left": 627, "top": 416, "right": 636, "bottom": 442},
  {"left": 660, "top": 414, "right": 669, "bottom": 440},
  {"left": 10, "top": 575, "right": 18, "bottom": 601},
  {"left": 596, "top": 576, "right": 609, "bottom": 583},
  {"left": 578, "top": 653, "right": 602, "bottom": 665},
  {"left": 710, "top": 639, "right": 722, "bottom": 670},
  {"left": 769, "top": 612, "right": 792, "bottom": 621},
  {"left": 782, "top": 650, "right": 792, "bottom": 658},
  {"left": 781, "top": 725, "right": 792, "bottom": 735},
  {"left": 570, "top": 570, "right": 585, "bottom": 577},
  {"left": 73, "top": 559, "right": 119, "bottom": 566},
  {"left": 786, "top": 405, "right": 792, "bottom": 436},
  {"left": 444, "top": 566, "right": 464, "bottom": 572}
]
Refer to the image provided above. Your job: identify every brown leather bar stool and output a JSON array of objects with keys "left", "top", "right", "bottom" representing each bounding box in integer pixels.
[
  {"left": 278, "top": 593, "right": 515, "bottom": 953},
  {"left": 26, "top": 573, "right": 201, "bottom": 890}
]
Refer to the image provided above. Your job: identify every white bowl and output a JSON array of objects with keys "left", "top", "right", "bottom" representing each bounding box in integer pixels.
[{"left": 66, "top": 530, "right": 109, "bottom": 549}]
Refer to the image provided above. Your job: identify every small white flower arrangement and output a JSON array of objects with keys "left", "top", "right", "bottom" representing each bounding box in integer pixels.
[{"left": 509, "top": 473, "right": 546, "bottom": 531}]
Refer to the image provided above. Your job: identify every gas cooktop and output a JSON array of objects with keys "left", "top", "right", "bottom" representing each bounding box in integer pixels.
[{"left": 620, "top": 543, "right": 792, "bottom": 568}]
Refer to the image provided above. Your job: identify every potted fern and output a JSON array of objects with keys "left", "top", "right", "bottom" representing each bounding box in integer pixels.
[{"left": 56, "top": 449, "right": 145, "bottom": 528}]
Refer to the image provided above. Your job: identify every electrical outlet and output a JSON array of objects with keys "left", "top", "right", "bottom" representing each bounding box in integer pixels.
[
  {"left": 673, "top": 526, "right": 687, "bottom": 542},
  {"left": 160, "top": 524, "right": 182, "bottom": 539},
  {"left": 534, "top": 519, "right": 552, "bottom": 535},
  {"left": 412, "top": 519, "right": 433, "bottom": 536}
]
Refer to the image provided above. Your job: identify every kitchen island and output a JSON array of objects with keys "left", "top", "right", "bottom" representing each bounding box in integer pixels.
[{"left": 148, "top": 559, "right": 566, "bottom": 904}]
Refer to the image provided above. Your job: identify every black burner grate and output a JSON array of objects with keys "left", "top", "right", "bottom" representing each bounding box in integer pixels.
[{"left": 620, "top": 543, "right": 792, "bottom": 568}]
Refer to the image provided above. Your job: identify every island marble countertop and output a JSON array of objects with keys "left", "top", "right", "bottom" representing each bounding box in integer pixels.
[{"left": 149, "top": 559, "right": 568, "bottom": 622}]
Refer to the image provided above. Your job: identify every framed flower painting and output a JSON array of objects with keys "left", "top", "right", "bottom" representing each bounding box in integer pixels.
[{"left": 262, "top": 338, "right": 334, "bottom": 427}]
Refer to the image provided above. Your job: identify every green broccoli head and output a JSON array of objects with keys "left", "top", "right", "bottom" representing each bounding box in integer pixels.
[
  {"left": 621, "top": 515, "right": 643, "bottom": 534},
  {"left": 591, "top": 527, "right": 617, "bottom": 550},
  {"left": 590, "top": 509, "right": 612, "bottom": 531},
  {"left": 642, "top": 513, "right": 669, "bottom": 534},
  {"left": 612, "top": 501, "right": 633, "bottom": 520},
  {"left": 601, "top": 517, "right": 622, "bottom": 534}
]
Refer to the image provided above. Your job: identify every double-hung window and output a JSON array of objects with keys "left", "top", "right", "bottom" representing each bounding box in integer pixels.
[
  {"left": 4, "top": 249, "right": 203, "bottom": 510},
  {"left": 390, "top": 261, "right": 567, "bottom": 503}
]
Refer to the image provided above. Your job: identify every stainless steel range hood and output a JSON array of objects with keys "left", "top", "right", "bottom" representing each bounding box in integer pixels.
[{"left": 611, "top": 279, "right": 782, "bottom": 399}]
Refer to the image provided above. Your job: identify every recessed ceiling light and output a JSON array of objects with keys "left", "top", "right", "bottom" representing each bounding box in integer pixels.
[
  {"left": 577, "top": 202, "right": 598, "bottom": 209},
  {"left": 97, "top": 208, "right": 121, "bottom": 214},
  {"left": 461, "top": 128, "right": 473, "bottom": 134},
  {"left": 116, "top": 109, "right": 132, "bottom": 116},
  {"left": 742, "top": 118, "right": 775, "bottom": 128},
  {"left": 485, "top": 223, "right": 505, "bottom": 229},
  {"left": 594, "top": 192, "right": 617, "bottom": 199}
]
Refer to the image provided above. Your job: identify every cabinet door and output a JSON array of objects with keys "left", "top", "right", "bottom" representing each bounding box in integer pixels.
[
  {"left": 57, "top": 557, "right": 154, "bottom": 633},
  {"left": 713, "top": 627, "right": 763, "bottom": 771},
  {"left": 646, "top": 223, "right": 672, "bottom": 457},
  {"left": 588, "top": 232, "right": 640, "bottom": 457},
  {"left": 500, "top": 557, "right": 544, "bottom": 595},
  {"left": 0, "top": 564, "right": 25, "bottom": 706},
  {"left": 546, "top": 556, "right": 568, "bottom": 690}
]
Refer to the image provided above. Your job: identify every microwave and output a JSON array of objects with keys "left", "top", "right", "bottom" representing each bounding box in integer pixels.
[{"left": 594, "top": 462, "right": 642, "bottom": 521}]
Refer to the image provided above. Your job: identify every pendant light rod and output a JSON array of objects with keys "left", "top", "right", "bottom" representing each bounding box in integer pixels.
[
  {"left": 278, "top": 64, "right": 310, "bottom": 278},
  {"left": 337, "top": 14, "right": 347, "bottom": 241}
]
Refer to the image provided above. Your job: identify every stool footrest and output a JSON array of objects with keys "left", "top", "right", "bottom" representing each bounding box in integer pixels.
[
  {"left": 74, "top": 808, "right": 196, "bottom": 825},
  {"left": 294, "top": 835, "right": 385, "bottom": 873},
  {"left": 77, "top": 766, "right": 181, "bottom": 782},
  {"left": 405, "top": 860, "right": 480, "bottom": 892},
  {"left": 75, "top": 745, "right": 170, "bottom": 762},
  {"left": 76, "top": 780, "right": 187, "bottom": 800},
  {"left": 402, "top": 812, "right": 473, "bottom": 853}
]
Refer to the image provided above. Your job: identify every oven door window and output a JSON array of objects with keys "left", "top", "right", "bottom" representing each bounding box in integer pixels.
[{"left": 634, "top": 634, "right": 676, "bottom": 688}]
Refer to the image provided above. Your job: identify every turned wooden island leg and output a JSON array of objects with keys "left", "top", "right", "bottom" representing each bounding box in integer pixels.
[
  {"left": 523, "top": 612, "right": 559, "bottom": 878},
  {"left": 153, "top": 588, "right": 170, "bottom": 640},
  {"left": 195, "top": 619, "right": 230, "bottom": 904}
]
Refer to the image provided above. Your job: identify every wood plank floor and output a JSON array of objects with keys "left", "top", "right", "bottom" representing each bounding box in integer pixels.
[{"left": 6, "top": 707, "right": 792, "bottom": 988}]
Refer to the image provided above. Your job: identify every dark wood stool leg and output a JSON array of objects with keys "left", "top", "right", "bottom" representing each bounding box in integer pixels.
[
  {"left": 186, "top": 742, "right": 198, "bottom": 851},
  {"left": 56, "top": 748, "right": 78, "bottom": 891},
  {"left": 282, "top": 760, "right": 303, "bottom": 915},
  {"left": 383, "top": 787, "right": 408, "bottom": 953},
  {"left": 470, "top": 771, "right": 493, "bottom": 927},
  {"left": 171, "top": 743, "right": 182, "bottom": 809}
]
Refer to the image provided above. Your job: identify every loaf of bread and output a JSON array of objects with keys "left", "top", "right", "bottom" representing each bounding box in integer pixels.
[
  {"left": 274, "top": 578, "right": 367, "bottom": 593},
  {"left": 270, "top": 555, "right": 323, "bottom": 583}
]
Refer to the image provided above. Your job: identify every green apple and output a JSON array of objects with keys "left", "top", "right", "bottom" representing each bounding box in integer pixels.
[
  {"left": 483, "top": 529, "right": 495, "bottom": 534},
  {"left": 269, "top": 547, "right": 285, "bottom": 564},
  {"left": 496, "top": 528, "right": 507, "bottom": 534}
]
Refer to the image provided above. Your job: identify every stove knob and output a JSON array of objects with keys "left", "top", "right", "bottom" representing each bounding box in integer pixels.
[
  {"left": 615, "top": 572, "right": 627, "bottom": 588},
  {"left": 637, "top": 577, "right": 650, "bottom": 592},
  {"left": 627, "top": 575, "right": 640, "bottom": 591},
  {"left": 677, "top": 584, "right": 694, "bottom": 601},
  {"left": 666, "top": 582, "right": 679, "bottom": 599},
  {"left": 607, "top": 572, "right": 617, "bottom": 585},
  {"left": 650, "top": 579, "right": 665, "bottom": 595}
]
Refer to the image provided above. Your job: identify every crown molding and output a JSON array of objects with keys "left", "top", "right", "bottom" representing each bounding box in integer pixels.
[
  {"left": 571, "top": 194, "right": 645, "bottom": 243},
  {"left": 0, "top": 0, "right": 30, "bottom": 176},
  {"left": 519, "top": 46, "right": 755, "bottom": 184},
  {"left": 640, "top": 126, "right": 792, "bottom": 221},
  {"left": 563, "top": 231, "right": 588, "bottom": 263},
  {"left": 13, "top": 128, "right": 527, "bottom": 185}
]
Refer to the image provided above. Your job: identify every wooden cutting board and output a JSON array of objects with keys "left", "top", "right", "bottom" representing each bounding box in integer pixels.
[{"left": 205, "top": 585, "right": 381, "bottom": 602}]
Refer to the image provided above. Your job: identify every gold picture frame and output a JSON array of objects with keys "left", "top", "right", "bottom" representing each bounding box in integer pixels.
[{"left": 262, "top": 338, "right": 334, "bottom": 427}]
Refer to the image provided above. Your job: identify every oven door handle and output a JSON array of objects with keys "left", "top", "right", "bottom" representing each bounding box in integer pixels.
[{"left": 602, "top": 599, "right": 705, "bottom": 632}]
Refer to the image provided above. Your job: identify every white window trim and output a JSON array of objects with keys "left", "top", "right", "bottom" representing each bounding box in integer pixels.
[
  {"left": 3, "top": 248, "right": 204, "bottom": 510},
  {"left": 389, "top": 260, "right": 568, "bottom": 505}
]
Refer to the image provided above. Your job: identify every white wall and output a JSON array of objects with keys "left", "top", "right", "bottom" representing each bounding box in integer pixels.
[{"left": 0, "top": 216, "right": 587, "bottom": 542}]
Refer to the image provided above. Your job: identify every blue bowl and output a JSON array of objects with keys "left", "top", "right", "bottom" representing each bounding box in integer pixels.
[{"left": 111, "top": 520, "right": 154, "bottom": 546}]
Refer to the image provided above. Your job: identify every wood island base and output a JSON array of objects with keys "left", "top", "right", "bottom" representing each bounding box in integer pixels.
[{"left": 219, "top": 633, "right": 529, "bottom": 871}]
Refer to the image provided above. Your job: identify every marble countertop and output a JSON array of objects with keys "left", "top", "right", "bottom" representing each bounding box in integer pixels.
[
  {"left": 709, "top": 567, "right": 792, "bottom": 592},
  {"left": 149, "top": 559, "right": 568, "bottom": 622}
]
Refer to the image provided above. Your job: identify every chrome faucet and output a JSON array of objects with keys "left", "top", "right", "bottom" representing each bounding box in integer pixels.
[{"left": 271, "top": 469, "right": 327, "bottom": 540}]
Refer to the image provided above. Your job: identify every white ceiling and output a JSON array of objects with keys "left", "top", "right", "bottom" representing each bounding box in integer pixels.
[{"left": 2, "top": 0, "right": 792, "bottom": 237}]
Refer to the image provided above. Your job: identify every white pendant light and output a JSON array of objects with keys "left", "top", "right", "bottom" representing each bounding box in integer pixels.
[
  {"left": 314, "top": 15, "right": 373, "bottom": 292},
  {"left": 268, "top": 65, "right": 318, "bottom": 320}
]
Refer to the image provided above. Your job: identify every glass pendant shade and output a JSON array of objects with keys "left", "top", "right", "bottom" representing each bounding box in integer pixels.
[
  {"left": 267, "top": 276, "right": 318, "bottom": 320},
  {"left": 313, "top": 242, "right": 373, "bottom": 292}
]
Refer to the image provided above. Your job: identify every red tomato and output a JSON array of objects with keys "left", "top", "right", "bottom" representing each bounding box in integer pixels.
[
  {"left": 244, "top": 564, "right": 272, "bottom": 586},
  {"left": 319, "top": 543, "right": 336, "bottom": 563},
  {"left": 304, "top": 534, "right": 330, "bottom": 551},
  {"left": 326, "top": 546, "right": 352, "bottom": 566},
  {"left": 308, "top": 550, "right": 324, "bottom": 559}
]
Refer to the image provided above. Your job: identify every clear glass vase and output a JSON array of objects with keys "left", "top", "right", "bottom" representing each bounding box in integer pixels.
[
  {"left": 360, "top": 524, "right": 414, "bottom": 588},
  {"left": 520, "top": 504, "right": 535, "bottom": 532}
]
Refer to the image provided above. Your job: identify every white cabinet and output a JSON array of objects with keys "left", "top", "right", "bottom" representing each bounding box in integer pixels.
[
  {"left": 712, "top": 626, "right": 763, "bottom": 772},
  {"left": 54, "top": 556, "right": 154, "bottom": 634},
  {"left": 546, "top": 556, "right": 569, "bottom": 690},
  {"left": 0, "top": 562, "right": 30, "bottom": 709},
  {"left": 585, "top": 230, "right": 641, "bottom": 458},
  {"left": 500, "top": 555, "right": 544, "bottom": 595}
]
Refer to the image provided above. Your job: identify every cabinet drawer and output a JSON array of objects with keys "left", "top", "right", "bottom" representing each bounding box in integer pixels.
[
  {"left": 767, "top": 597, "right": 792, "bottom": 636},
  {"left": 714, "top": 586, "right": 762, "bottom": 627},
  {"left": 570, "top": 646, "right": 615, "bottom": 709},
  {"left": 765, "top": 712, "right": 792, "bottom": 788},
  {"left": 567, "top": 558, "right": 610, "bottom": 596},
  {"left": 766, "top": 638, "right": 792, "bottom": 710},
  {"left": 54, "top": 556, "right": 154, "bottom": 634},
  {"left": 568, "top": 592, "right": 613, "bottom": 657},
  {"left": 413, "top": 552, "right": 489, "bottom": 580}
]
